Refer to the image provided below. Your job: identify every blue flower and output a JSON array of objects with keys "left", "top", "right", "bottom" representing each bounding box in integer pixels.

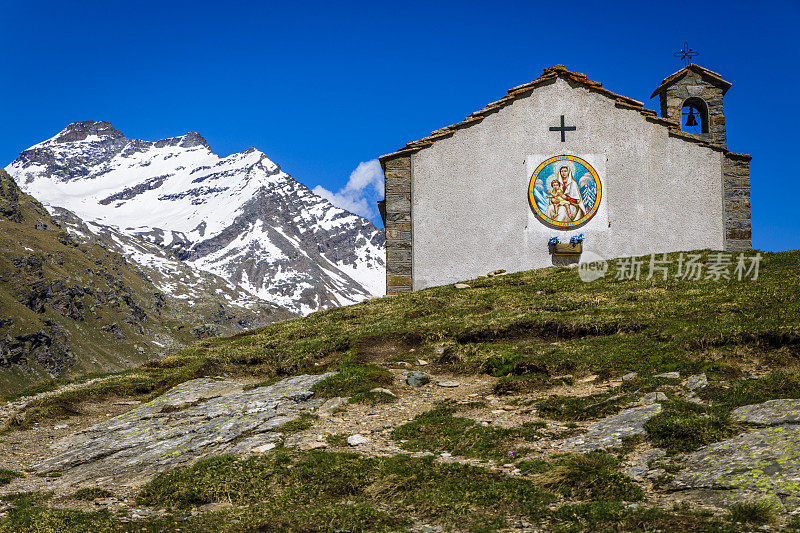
[
  {"left": 569, "top": 233, "right": 585, "bottom": 245},
  {"left": 549, "top": 236, "right": 560, "bottom": 245}
]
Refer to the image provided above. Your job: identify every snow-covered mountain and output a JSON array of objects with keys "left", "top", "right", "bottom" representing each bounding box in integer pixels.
[{"left": 6, "top": 121, "right": 386, "bottom": 315}]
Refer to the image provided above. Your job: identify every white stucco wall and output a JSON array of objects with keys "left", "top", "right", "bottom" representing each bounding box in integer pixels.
[{"left": 411, "top": 78, "right": 724, "bottom": 290}]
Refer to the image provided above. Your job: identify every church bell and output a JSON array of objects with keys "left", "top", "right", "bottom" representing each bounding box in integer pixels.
[{"left": 685, "top": 108, "right": 698, "bottom": 127}]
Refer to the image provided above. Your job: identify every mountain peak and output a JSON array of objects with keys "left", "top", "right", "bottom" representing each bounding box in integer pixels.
[
  {"left": 54, "top": 121, "right": 125, "bottom": 143},
  {"left": 180, "top": 131, "right": 209, "bottom": 149}
]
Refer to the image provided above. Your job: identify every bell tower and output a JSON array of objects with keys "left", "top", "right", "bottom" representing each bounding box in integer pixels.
[{"left": 651, "top": 64, "right": 732, "bottom": 148}]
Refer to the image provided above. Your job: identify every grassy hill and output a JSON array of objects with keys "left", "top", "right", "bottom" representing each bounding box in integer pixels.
[
  {"left": 2, "top": 247, "right": 799, "bottom": 531},
  {"left": 14, "top": 247, "right": 796, "bottom": 413}
]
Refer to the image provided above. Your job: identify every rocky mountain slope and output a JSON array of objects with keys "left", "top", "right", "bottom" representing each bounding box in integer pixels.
[
  {"left": 6, "top": 121, "right": 386, "bottom": 315},
  {"left": 0, "top": 169, "right": 290, "bottom": 394},
  {"left": 0, "top": 250, "right": 798, "bottom": 531}
]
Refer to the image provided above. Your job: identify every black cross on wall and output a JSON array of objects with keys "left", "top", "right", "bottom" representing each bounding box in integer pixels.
[{"left": 549, "top": 115, "right": 576, "bottom": 142}]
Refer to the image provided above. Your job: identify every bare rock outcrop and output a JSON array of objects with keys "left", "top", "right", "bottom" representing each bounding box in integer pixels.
[
  {"left": 27, "top": 373, "right": 334, "bottom": 492},
  {"left": 670, "top": 398, "right": 800, "bottom": 512},
  {"left": 559, "top": 403, "right": 662, "bottom": 452}
]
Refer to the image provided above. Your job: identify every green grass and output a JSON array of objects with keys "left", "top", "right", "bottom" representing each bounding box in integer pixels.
[
  {"left": 516, "top": 458, "right": 551, "bottom": 475},
  {"left": 544, "top": 452, "right": 644, "bottom": 501},
  {"left": 700, "top": 370, "right": 800, "bottom": 409},
  {"left": 0, "top": 468, "right": 23, "bottom": 486},
  {"left": 325, "top": 433, "right": 349, "bottom": 447},
  {"left": 137, "top": 450, "right": 556, "bottom": 531},
  {"left": 311, "top": 363, "right": 396, "bottom": 404},
  {"left": 0, "top": 492, "right": 119, "bottom": 533},
  {"left": 727, "top": 500, "right": 777, "bottom": 525},
  {"left": 0, "top": 451, "right": 757, "bottom": 532},
  {"left": 551, "top": 501, "right": 734, "bottom": 532},
  {"left": 644, "top": 400, "right": 740, "bottom": 454},
  {"left": 534, "top": 389, "right": 635, "bottom": 421},
  {"left": 391, "top": 402, "right": 544, "bottom": 460}
]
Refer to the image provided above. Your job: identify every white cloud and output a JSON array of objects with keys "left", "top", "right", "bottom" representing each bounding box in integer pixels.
[{"left": 312, "top": 159, "right": 384, "bottom": 223}]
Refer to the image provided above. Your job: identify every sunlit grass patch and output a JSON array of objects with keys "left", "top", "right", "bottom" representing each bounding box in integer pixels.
[
  {"left": 644, "top": 400, "right": 739, "bottom": 454},
  {"left": 311, "top": 363, "right": 396, "bottom": 404},
  {"left": 551, "top": 501, "right": 731, "bottom": 532},
  {"left": 701, "top": 370, "right": 800, "bottom": 409},
  {"left": 534, "top": 389, "right": 635, "bottom": 421},
  {"left": 543, "top": 452, "right": 644, "bottom": 501},
  {"left": 137, "top": 450, "right": 556, "bottom": 531},
  {"left": 728, "top": 499, "right": 777, "bottom": 525},
  {"left": 391, "top": 402, "right": 544, "bottom": 460},
  {"left": 0, "top": 492, "right": 116, "bottom": 532},
  {"left": 325, "top": 433, "right": 348, "bottom": 447},
  {"left": 0, "top": 469, "right": 22, "bottom": 486}
]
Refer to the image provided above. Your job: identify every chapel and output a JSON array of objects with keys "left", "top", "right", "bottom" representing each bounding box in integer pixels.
[{"left": 378, "top": 64, "right": 752, "bottom": 294}]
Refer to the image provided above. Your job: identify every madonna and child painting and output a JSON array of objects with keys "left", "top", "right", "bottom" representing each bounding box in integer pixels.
[{"left": 528, "top": 155, "right": 602, "bottom": 228}]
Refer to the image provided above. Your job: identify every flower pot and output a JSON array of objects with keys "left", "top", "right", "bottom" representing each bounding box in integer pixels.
[{"left": 552, "top": 242, "right": 582, "bottom": 255}]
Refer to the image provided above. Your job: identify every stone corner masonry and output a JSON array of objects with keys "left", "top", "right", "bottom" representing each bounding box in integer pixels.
[{"left": 382, "top": 155, "right": 413, "bottom": 295}]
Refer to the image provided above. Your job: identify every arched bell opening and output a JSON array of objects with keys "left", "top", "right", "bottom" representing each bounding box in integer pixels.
[{"left": 681, "top": 97, "right": 709, "bottom": 135}]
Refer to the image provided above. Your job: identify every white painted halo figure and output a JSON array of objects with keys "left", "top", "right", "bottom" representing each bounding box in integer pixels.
[{"left": 544, "top": 161, "right": 588, "bottom": 223}]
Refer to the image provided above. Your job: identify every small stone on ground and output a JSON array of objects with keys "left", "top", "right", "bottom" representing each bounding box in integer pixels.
[
  {"left": 684, "top": 373, "right": 708, "bottom": 390},
  {"left": 640, "top": 392, "right": 667, "bottom": 404},
  {"left": 347, "top": 434, "right": 370, "bottom": 446},
  {"left": 407, "top": 371, "right": 431, "bottom": 387}
]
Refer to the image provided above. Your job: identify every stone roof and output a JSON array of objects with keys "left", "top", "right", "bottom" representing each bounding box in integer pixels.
[
  {"left": 650, "top": 63, "right": 732, "bottom": 98},
  {"left": 380, "top": 64, "right": 747, "bottom": 162}
]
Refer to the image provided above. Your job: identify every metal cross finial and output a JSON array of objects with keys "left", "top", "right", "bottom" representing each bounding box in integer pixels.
[{"left": 673, "top": 42, "right": 699, "bottom": 66}]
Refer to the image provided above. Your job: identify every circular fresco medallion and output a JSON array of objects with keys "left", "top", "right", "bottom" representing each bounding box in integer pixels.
[{"left": 528, "top": 155, "right": 602, "bottom": 229}]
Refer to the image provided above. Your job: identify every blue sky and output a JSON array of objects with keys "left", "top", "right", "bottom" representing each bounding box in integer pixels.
[{"left": 1, "top": 0, "right": 798, "bottom": 251}]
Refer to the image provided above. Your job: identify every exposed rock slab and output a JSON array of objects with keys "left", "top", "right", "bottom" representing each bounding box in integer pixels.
[
  {"left": 732, "top": 399, "right": 800, "bottom": 426},
  {"left": 29, "top": 373, "right": 333, "bottom": 491},
  {"left": 670, "top": 424, "right": 800, "bottom": 512},
  {"left": 560, "top": 404, "right": 662, "bottom": 452}
]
